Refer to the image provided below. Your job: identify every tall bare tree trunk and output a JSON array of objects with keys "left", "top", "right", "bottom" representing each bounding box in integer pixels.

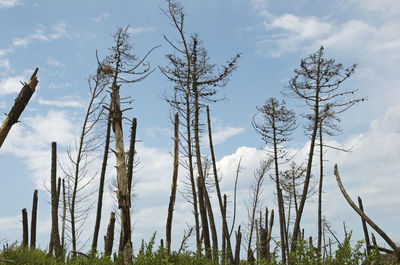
[
  {"left": 207, "top": 106, "right": 234, "bottom": 263},
  {"left": 127, "top": 118, "right": 137, "bottom": 197},
  {"left": 92, "top": 118, "right": 111, "bottom": 253},
  {"left": 61, "top": 179, "right": 66, "bottom": 252},
  {"left": 358, "top": 197, "right": 370, "bottom": 255},
  {"left": 0, "top": 68, "right": 38, "bottom": 148},
  {"left": 203, "top": 181, "right": 218, "bottom": 260},
  {"left": 30, "top": 189, "right": 38, "bottom": 249},
  {"left": 22, "top": 208, "right": 28, "bottom": 247},
  {"left": 166, "top": 113, "right": 180, "bottom": 255},
  {"left": 50, "top": 142, "right": 62, "bottom": 257},
  {"left": 317, "top": 123, "right": 323, "bottom": 253}
]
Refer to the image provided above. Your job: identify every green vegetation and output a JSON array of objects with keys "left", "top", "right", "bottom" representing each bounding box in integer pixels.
[{"left": 1, "top": 232, "right": 395, "bottom": 265}]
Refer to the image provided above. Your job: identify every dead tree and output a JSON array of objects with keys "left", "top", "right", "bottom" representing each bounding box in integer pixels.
[
  {"left": 161, "top": 1, "right": 240, "bottom": 254},
  {"left": 97, "top": 26, "right": 157, "bottom": 262},
  {"left": 62, "top": 70, "right": 107, "bottom": 254},
  {"left": 253, "top": 97, "right": 296, "bottom": 264},
  {"left": 92, "top": 117, "right": 111, "bottom": 253},
  {"left": 358, "top": 196, "right": 371, "bottom": 255},
  {"left": 0, "top": 68, "right": 38, "bottom": 148},
  {"left": 49, "top": 142, "right": 62, "bottom": 257},
  {"left": 246, "top": 159, "right": 272, "bottom": 262},
  {"left": 22, "top": 208, "right": 28, "bottom": 247},
  {"left": 285, "top": 47, "right": 363, "bottom": 249},
  {"left": 334, "top": 164, "right": 400, "bottom": 262},
  {"left": 104, "top": 211, "right": 116, "bottom": 257},
  {"left": 234, "top": 225, "right": 242, "bottom": 265},
  {"left": 30, "top": 189, "right": 38, "bottom": 249},
  {"left": 61, "top": 179, "right": 66, "bottom": 252},
  {"left": 166, "top": 113, "right": 180, "bottom": 255}
]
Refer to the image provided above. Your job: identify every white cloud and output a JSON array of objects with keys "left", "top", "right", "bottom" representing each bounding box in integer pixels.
[
  {"left": 0, "top": 48, "right": 13, "bottom": 57},
  {"left": 0, "top": 0, "right": 21, "bottom": 8},
  {"left": 210, "top": 126, "right": 245, "bottom": 145},
  {"left": 129, "top": 26, "right": 156, "bottom": 35},
  {"left": 92, "top": 13, "right": 110, "bottom": 23},
  {"left": 37, "top": 95, "right": 85, "bottom": 108},
  {"left": 12, "top": 22, "right": 71, "bottom": 47},
  {"left": 46, "top": 56, "right": 64, "bottom": 67},
  {"left": 0, "top": 74, "right": 27, "bottom": 96}
]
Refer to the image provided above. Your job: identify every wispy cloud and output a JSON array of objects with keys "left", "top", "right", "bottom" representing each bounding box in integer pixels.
[
  {"left": 0, "top": 0, "right": 21, "bottom": 9},
  {"left": 92, "top": 13, "right": 110, "bottom": 23},
  {"left": 12, "top": 22, "right": 71, "bottom": 47},
  {"left": 0, "top": 48, "right": 13, "bottom": 57},
  {"left": 129, "top": 26, "right": 156, "bottom": 35},
  {"left": 46, "top": 56, "right": 64, "bottom": 67},
  {"left": 37, "top": 95, "right": 85, "bottom": 108},
  {"left": 0, "top": 58, "right": 10, "bottom": 70}
]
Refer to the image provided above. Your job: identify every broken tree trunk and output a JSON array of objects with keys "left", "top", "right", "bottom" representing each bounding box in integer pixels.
[
  {"left": 234, "top": 225, "right": 242, "bottom": 265},
  {"left": 49, "top": 142, "right": 62, "bottom": 257},
  {"left": 30, "top": 189, "right": 38, "bottom": 249},
  {"left": 22, "top": 208, "right": 28, "bottom": 247},
  {"left": 0, "top": 68, "right": 38, "bottom": 148},
  {"left": 334, "top": 164, "right": 400, "bottom": 262},
  {"left": 166, "top": 113, "right": 179, "bottom": 255},
  {"left": 104, "top": 211, "right": 116, "bottom": 257}
]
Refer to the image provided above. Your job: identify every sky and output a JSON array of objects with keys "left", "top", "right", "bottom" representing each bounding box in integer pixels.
[{"left": 1, "top": 0, "right": 400, "bottom": 256}]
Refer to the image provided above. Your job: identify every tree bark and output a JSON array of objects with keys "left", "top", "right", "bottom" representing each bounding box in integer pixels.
[
  {"left": 334, "top": 164, "right": 400, "bottom": 261},
  {"left": 358, "top": 196, "right": 371, "bottom": 255},
  {"left": 317, "top": 123, "right": 323, "bottom": 253},
  {"left": 203, "top": 180, "right": 218, "bottom": 260},
  {"left": 234, "top": 225, "right": 242, "bottom": 265},
  {"left": 207, "top": 106, "right": 234, "bottom": 263},
  {"left": 104, "top": 211, "right": 116, "bottom": 257},
  {"left": 0, "top": 68, "right": 38, "bottom": 148},
  {"left": 22, "top": 208, "right": 28, "bottom": 248},
  {"left": 92, "top": 118, "right": 111, "bottom": 253},
  {"left": 166, "top": 113, "right": 179, "bottom": 255},
  {"left": 127, "top": 118, "right": 137, "bottom": 198},
  {"left": 30, "top": 189, "right": 38, "bottom": 249},
  {"left": 61, "top": 179, "right": 66, "bottom": 252},
  {"left": 50, "top": 142, "right": 62, "bottom": 257}
]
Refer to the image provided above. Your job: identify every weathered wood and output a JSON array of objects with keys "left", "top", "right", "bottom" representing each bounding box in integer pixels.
[
  {"left": 234, "top": 225, "right": 242, "bottom": 265},
  {"left": 334, "top": 164, "right": 400, "bottom": 261},
  {"left": 49, "top": 142, "right": 62, "bottom": 257},
  {"left": 166, "top": 113, "right": 179, "bottom": 255},
  {"left": 22, "top": 208, "right": 28, "bottom": 247},
  {"left": 358, "top": 196, "right": 371, "bottom": 255},
  {"left": 30, "top": 189, "right": 38, "bottom": 249},
  {"left": 104, "top": 211, "right": 116, "bottom": 257},
  {"left": 0, "top": 68, "right": 38, "bottom": 148},
  {"left": 92, "top": 118, "right": 111, "bottom": 253}
]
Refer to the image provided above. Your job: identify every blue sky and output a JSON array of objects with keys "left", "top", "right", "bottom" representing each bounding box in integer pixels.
[{"left": 1, "top": 0, "right": 400, "bottom": 255}]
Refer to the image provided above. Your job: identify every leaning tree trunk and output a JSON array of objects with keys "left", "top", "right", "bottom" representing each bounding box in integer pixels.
[
  {"left": 104, "top": 211, "right": 116, "bottom": 257},
  {"left": 92, "top": 117, "right": 111, "bottom": 253},
  {"left": 207, "top": 106, "right": 234, "bottom": 263},
  {"left": 0, "top": 68, "right": 38, "bottom": 148},
  {"left": 203, "top": 181, "right": 218, "bottom": 260},
  {"left": 166, "top": 113, "right": 180, "bottom": 255},
  {"left": 334, "top": 164, "right": 400, "bottom": 262}
]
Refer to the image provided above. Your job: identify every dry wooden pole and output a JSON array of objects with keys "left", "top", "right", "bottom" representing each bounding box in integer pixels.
[
  {"left": 104, "top": 211, "right": 116, "bottom": 257},
  {"left": 166, "top": 113, "right": 179, "bottom": 255},
  {"left": 334, "top": 164, "right": 400, "bottom": 261},
  {"left": 358, "top": 196, "right": 371, "bottom": 255},
  {"left": 49, "top": 142, "right": 62, "bottom": 257},
  {"left": 30, "top": 189, "right": 38, "bottom": 249},
  {"left": 0, "top": 68, "right": 38, "bottom": 148},
  {"left": 22, "top": 208, "right": 28, "bottom": 247}
]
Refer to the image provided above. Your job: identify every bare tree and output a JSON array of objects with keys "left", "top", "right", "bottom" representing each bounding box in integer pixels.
[
  {"left": 50, "top": 142, "right": 62, "bottom": 257},
  {"left": 285, "top": 47, "right": 363, "bottom": 249},
  {"left": 97, "top": 25, "right": 157, "bottom": 262},
  {"left": 62, "top": 70, "right": 107, "bottom": 253},
  {"left": 166, "top": 113, "right": 180, "bottom": 255},
  {"left": 246, "top": 158, "right": 272, "bottom": 262},
  {"left": 161, "top": 1, "right": 240, "bottom": 256},
  {"left": 253, "top": 97, "right": 296, "bottom": 264}
]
